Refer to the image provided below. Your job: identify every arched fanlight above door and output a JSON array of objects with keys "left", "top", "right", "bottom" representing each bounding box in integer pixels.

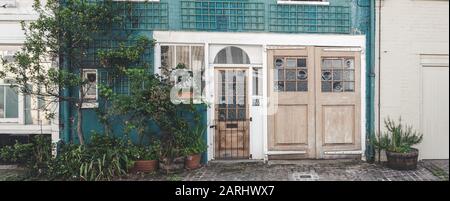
[{"left": 214, "top": 46, "right": 251, "bottom": 64}]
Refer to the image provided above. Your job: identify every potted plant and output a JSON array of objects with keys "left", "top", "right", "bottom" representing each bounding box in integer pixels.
[
  {"left": 183, "top": 125, "right": 207, "bottom": 170},
  {"left": 372, "top": 117, "right": 424, "bottom": 170},
  {"left": 131, "top": 141, "right": 160, "bottom": 173},
  {"left": 159, "top": 130, "right": 186, "bottom": 174}
]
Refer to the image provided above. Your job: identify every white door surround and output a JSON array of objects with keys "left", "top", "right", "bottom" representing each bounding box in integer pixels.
[{"left": 153, "top": 31, "right": 367, "bottom": 161}]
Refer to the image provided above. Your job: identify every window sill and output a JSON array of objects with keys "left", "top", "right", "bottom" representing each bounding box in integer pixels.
[
  {"left": 0, "top": 124, "right": 54, "bottom": 135},
  {"left": 276, "top": 1, "right": 330, "bottom": 6},
  {"left": 0, "top": 119, "right": 19, "bottom": 123},
  {"left": 81, "top": 102, "right": 99, "bottom": 109}
]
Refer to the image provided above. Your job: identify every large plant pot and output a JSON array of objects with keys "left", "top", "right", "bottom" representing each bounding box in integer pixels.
[
  {"left": 185, "top": 154, "right": 202, "bottom": 170},
  {"left": 159, "top": 157, "right": 185, "bottom": 174},
  {"left": 133, "top": 160, "right": 158, "bottom": 173},
  {"left": 386, "top": 148, "right": 419, "bottom": 170}
]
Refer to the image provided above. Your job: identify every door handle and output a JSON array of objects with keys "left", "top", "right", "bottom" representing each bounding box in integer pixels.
[{"left": 210, "top": 125, "right": 217, "bottom": 129}]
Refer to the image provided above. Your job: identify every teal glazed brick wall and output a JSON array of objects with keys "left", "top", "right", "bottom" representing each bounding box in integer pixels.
[{"left": 61, "top": 0, "right": 375, "bottom": 159}]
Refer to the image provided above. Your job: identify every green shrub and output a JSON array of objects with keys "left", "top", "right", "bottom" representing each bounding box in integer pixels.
[
  {"left": 182, "top": 124, "right": 207, "bottom": 156},
  {"left": 46, "top": 134, "right": 135, "bottom": 181},
  {"left": 128, "top": 140, "right": 161, "bottom": 161},
  {"left": 0, "top": 135, "right": 51, "bottom": 168},
  {"left": 371, "top": 117, "right": 423, "bottom": 153}
]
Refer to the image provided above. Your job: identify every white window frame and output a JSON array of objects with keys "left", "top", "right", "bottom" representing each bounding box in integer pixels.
[
  {"left": 112, "top": 0, "right": 160, "bottom": 2},
  {"left": 156, "top": 44, "right": 206, "bottom": 104},
  {"left": 156, "top": 43, "right": 206, "bottom": 75},
  {"left": 0, "top": 0, "right": 16, "bottom": 8},
  {"left": 0, "top": 84, "right": 19, "bottom": 123},
  {"left": 81, "top": 69, "right": 99, "bottom": 109},
  {"left": 277, "top": 0, "right": 330, "bottom": 6}
]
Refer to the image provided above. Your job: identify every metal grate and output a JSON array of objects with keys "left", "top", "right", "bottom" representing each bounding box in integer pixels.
[
  {"left": 181, "top": 1, "right": 265, "bottom": 32},
  {"left": 99, "top": 71, "right": 130, "bottom": 95},
  {"left": 111, "top": 1, "right": 169, "bottom": 30},
  {"left": 61, "top": 0, "right": 169, "bottom": 30},
  {"left": 214, "top": 118, "right": 250, "bottom": 160},
  {"left": 83, "top": 38, "right": 153, "bottom": 69},
  {"left": 269, "top": 4, "right": 351, "bottom": 34}
]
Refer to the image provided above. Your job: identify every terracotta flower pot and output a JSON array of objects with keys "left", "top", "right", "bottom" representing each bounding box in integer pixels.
[
  {"left": 133, "top": 160, "right": 158, "bottom": 173},
  {"left": 185, "top": 154, "right": 202, "bottom": 170},
  {"left": 386, "top": 148, "right": 419, "bottom": 170}
]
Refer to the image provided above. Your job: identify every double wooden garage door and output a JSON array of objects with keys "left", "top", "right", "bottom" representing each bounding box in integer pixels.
[{"left": 268, "top": 47, "right": 362, "bottom": 159}]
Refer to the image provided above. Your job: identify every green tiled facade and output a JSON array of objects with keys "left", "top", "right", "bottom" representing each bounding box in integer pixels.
[{"left": 62, "top": 0, "right": 375, "bottom": 159}]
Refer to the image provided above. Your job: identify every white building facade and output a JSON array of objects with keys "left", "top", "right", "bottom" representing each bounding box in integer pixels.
[
  {"left": 0, "top": 0, "right": 59, "bottom": 144},
  {"left": 376, "top": 0, "right": 449, "bottom": 159}
]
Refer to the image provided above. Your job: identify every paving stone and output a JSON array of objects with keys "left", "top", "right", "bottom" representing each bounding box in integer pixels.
[{"left": 176, "top": 160, "right": 447, "bottom": 181}]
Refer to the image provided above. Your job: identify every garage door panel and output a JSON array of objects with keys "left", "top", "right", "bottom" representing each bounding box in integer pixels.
[
  {"left": 275, "top": 105, "right": 308, "bottom": 145},
  {"left": 420, "top": 66, "right": 449, "bottom": 159},
  {"left": 267, "top": 47, "right": 362, "bottom": 159},
  {"left": 323, "top": 105, "right": 355, "bottom": 145},
  {"left": 315, "top": 48, "right": 362, "bottom": 158}
]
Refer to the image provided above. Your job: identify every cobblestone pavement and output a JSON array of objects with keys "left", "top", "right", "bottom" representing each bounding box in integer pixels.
[
  {"left": 132, "top": 159, "right": 449, "bottom": 181},
  {"left": 2, "top": 160, "right": 448, "bottom": 181}
]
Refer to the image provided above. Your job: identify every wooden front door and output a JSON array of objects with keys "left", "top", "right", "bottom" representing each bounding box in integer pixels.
[
  {"left": 268, "top": 47, "right": 362, "bottom": 159},
  {"left": 268, "top": 48, "right": 316, "bottom": 158},
  {"left": 315, "top": 47, "right": 362, "bottom": 159},
  {"left": 214, "top": 69, "right": 250, "bottom": 159}
]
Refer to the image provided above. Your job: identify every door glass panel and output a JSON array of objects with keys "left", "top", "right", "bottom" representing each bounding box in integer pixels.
[
  {"left": 286, "top": 70, "right": 297, "bottom": 81},
  {"left": 286, "top": 58, "right": 297, "bottom": 68},
  {"left": 297, "top": 58, "right": 307, "bottom": 68},
  {"left": 217, "top": 70, "right": 247, "bottom": 121},
  {"left": 275, "top": 69, "right": 285, "bottom": 81},
  {"left": 286, "top": 82, "right": 297, "bottom": 91},
  {"left": 322, "top": 59, "right": 334, "bottom": 69},
  {"left": 345, "top": 59, "right": 355, "bottom": 69},
  {"left": 298, "top": 82, "right": 308, "bottom": 92},
  {"left": 322, "top": 58, "right": 355, "bottom": 93},
  {"left": 322, "top": 81, "right": 332, "bottom": 92},
  {"left": 297, "top": 70, "right": 308, "bottom": 80},
  {"left": 333, "top": 70, "right": 343, "bottom": 81},
  {"left": 344, "top": 70, "right": 355, "bottom": 82},
  {"left": 276, "top": 81, "right": 285, "bottom": 91},
  {"left": 344, "top": 82, "right": 355, "bottom": 92},
  {"left": 274, "top": 57, "right": 308, "bottom": 92},
  {"left": 275, "top": 58, "right": 284, "bottom": 68}
]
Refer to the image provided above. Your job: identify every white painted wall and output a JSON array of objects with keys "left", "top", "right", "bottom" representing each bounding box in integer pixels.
[
  {"left": 0, "top": 0, "right": 59, "bottom": 143},
  {"left": 154, "top": 31, "right": 367, "bottom": 161},
  {"left": 376, "top": 0, "right": 449, "bottom": 159}
]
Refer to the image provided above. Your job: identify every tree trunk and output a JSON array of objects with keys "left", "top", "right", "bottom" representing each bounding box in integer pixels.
[{"left": 77, "top": 106, "right": 85, "bottom": 145}]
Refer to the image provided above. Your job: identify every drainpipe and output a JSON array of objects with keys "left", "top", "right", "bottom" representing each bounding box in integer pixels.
[
  {"left": 366, "top": 0, "right": 377, "bottom": 162},
  {"left": 377, "top": 0, "right": 383, "bottom": 163}
]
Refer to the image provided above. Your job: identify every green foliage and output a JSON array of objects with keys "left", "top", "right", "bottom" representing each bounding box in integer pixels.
[
  {"left": 99, "top": 66, "right": 201, "bottom": 161},
  {"left": 182, "top": 124, "right": 207, "bottom": 156},
  {"left": 0, "top": 0, "right": 122, "bottom": 145},
  {"left": 0, "top": 135, "right": 52, "bottom": 176},
  {"left": 128, "top": 140, "right": 161, "bottom": 161},
  {"left": 98, "top": 36, "right": 154, "bottom": 70},
  {"left": 0, "top": 143, "right": 34, "bottom": 164},
  {"left": 46, "top": 134, "right": 135, "bottom": 181},
  {"left": 371, "top": 117, "right": 424, "bottom": 153}
]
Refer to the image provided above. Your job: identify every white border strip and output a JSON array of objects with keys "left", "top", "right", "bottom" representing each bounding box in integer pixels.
[
  {"left": 268, "top": 151, "right": 307, "bottom": 155},
  {"left": 276, "top": 1, "right": 330, "bottom": 6},
  {"left": 324, "top": 151, "right": 363, "bottom": 155}
]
